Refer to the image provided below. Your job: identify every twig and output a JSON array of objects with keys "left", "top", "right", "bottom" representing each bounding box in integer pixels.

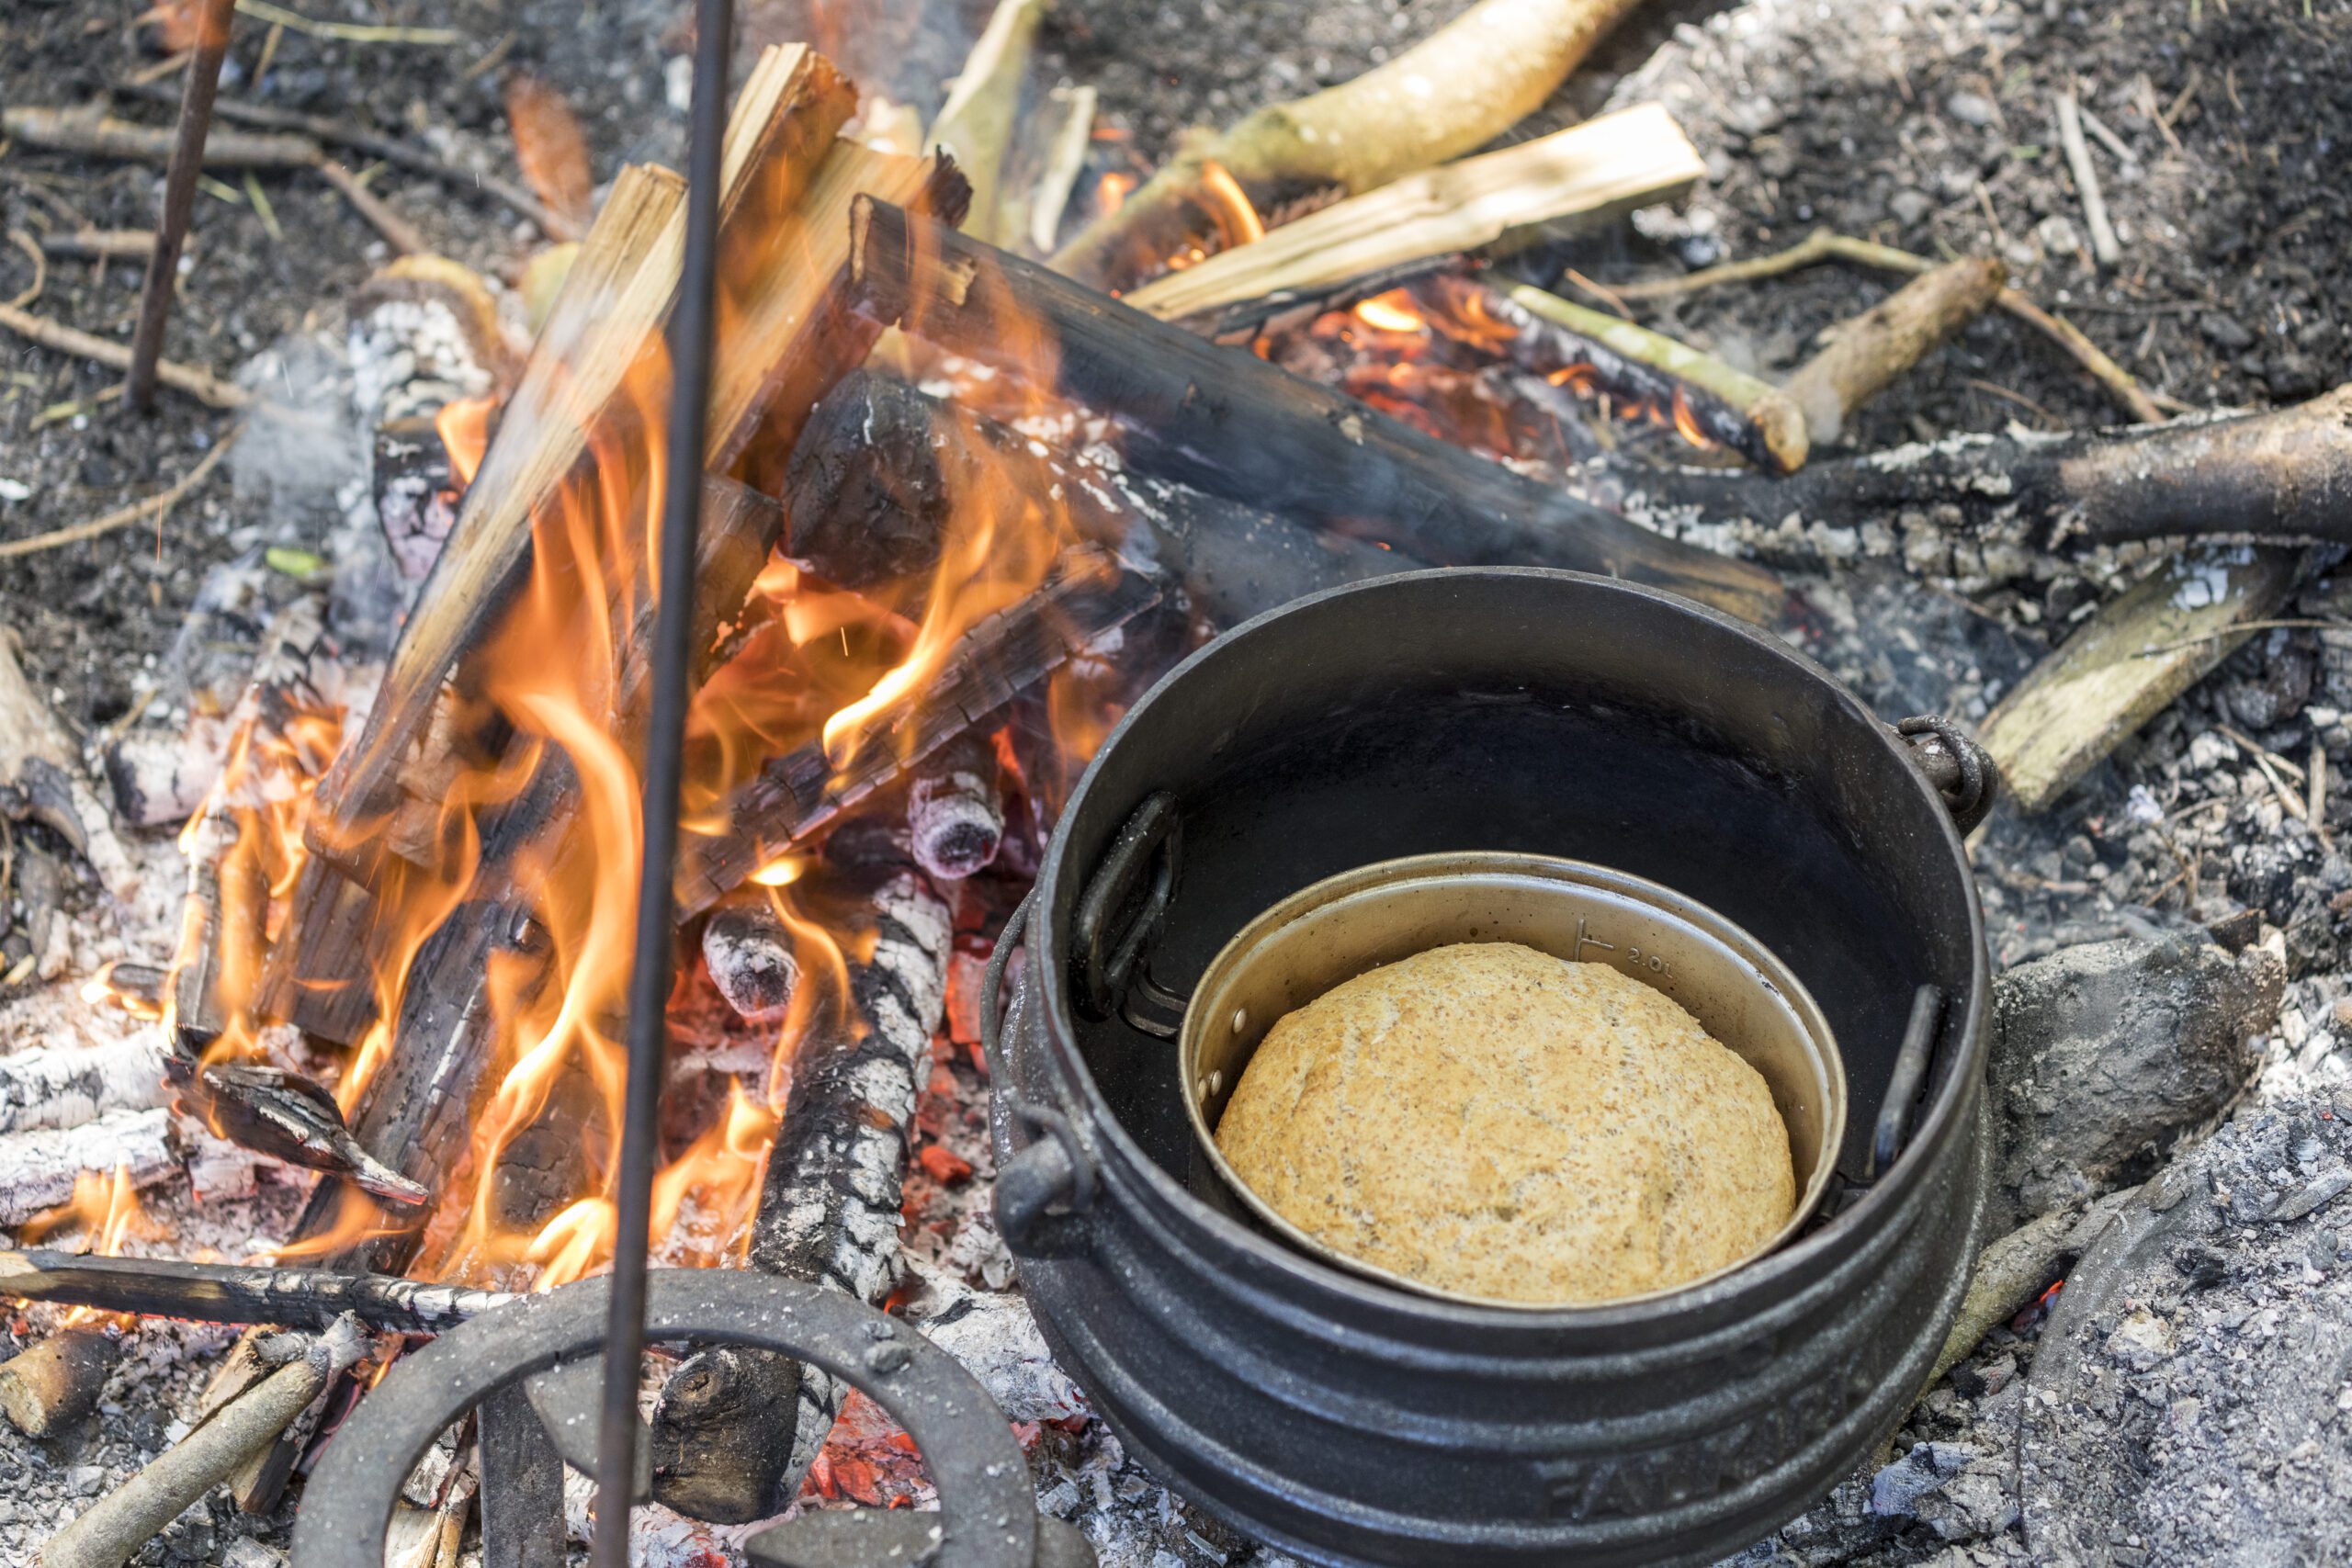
[
  {"left": 2053, "top": 91, "right": 2121, "bottom": 266},
  {"left": 231, "top": 0, "right": 463, "bottom": 45},
  {"left": 6, "top": 231, "right": 45, "bottom": 310},
  {"left": 36, "top": 1317, "right": 368, "bottom": 1568},
  {"left": 34, "top": 231, "right": 158, "bottom": 263},
  {"left": 2075, "top": 100, "right": 2139, "bottom": 166},
  {"left": 0, "top": 303, "right": 250, "bottom": 409},
  {"left": 1780, "top": 255, "right": 2007, "bottom": 446},
  {"left": 2162, "top": 67, "right": 2203, "bottom": 130},
  {"left": 118, "top": 84, "right": 581, "bottom": 241},
  {"left": 241, "top": 173, "right": 284, "bottom": 245},
  {"left": 2312, "top": 740, "right": 2333, "bottom": 851},
  {"left": 0, "top": 430, "right": 239, "bottom": 559},
  {"left": 1610, "top": 228, "right": 2164, "bottom": 423},
  {"left": 317, "top": 161, "right": 427, "bottom": 254},
  {"left": 0, "top": 108, "right": 319, "bottom": 169}
]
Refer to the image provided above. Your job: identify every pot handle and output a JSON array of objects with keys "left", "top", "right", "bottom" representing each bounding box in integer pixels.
[
  {"left": 1893, "top": 715, "right": 2000, "bottom": 834},
  {"left": 980, "top": 890, "right": 1101, "bottom": 1260}
]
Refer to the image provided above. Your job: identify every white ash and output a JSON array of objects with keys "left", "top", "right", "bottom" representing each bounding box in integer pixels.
[
  {"left": 0, "top": 1107, "right": 177, "bottom": 1224},
  {"left": 699, "top": 902, "right": 800, "bottom": 1024}
]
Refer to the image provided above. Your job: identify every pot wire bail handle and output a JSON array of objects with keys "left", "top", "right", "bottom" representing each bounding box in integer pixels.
[{"left": 981, "top": 888, "right": 1101, "bottom": 1258}]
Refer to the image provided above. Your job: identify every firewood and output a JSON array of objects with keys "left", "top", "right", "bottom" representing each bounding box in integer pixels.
[
  {"left": 650, "top": 830, "right": 951, "bottom": 1522},
  {"left": 1124, "top": 105, "right": 1706, "bottom": 325},
  {"left": 477, "top": 1386, "right": 566, "bottom": 1568},
  {"left": 36, "top": 1316, "right": 367, "bottom": 1568},
  {"left": 1779, "top": 256, "right": 2007, "bottom": 446},
  {"left": 0, "top": 1248, "right": 512, "bottom": 1334},
  {"left": 0, "top": 107, "right": 321, "bottom": 168},
  {"left": 0, "top": 1110, "right": 176, "bottom": 1225},
  {"left": 1052, "top": 0, "right": 1649, "bottom": 288},
  {"left": 853, "top": 200, "right": 1781, "bottom": 622},
  {"left": 700, "top": 897, "right": 801, "bottom": 1024},
  {"left": 0, "top": 1038, "right": 167, "bottom": 1138},
  {"left": 1627, "top": 384, "right": 2352, "bottom": 565},
  {"left": 1977, "top": 546, "right": 2305, "bottom": 814},
  {"left": 0, "top": 1328, "right": 119, "bottom": 1439},
  {"left": 0, "top": 627, "right": 135, "bottom": 898},
  {"left": 673, "top": 548, "right": 1162, "bottom": 918},
  {"left": 908, "top": 732, "right": 1006, "bottom": 882},
  {"left": 1484, "top": 281, "right": 1809, "bottom": 472},
  {"left": 923, "top": 0, "right": 1049, "bottom": 244}
]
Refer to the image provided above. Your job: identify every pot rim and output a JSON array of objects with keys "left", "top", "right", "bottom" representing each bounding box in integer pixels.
[{"left": 1033, "top": 566, "right": 1990, "bottom": 1330}]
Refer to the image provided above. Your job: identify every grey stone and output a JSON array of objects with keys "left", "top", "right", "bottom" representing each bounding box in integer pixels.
[
  {"left": 2200, "top": 311, "right": 2256, "bottom": 351},
  {"left": 1947, "top": 91, "right": 1996, "bottom": 127},
  {"left": 1870, "top": 1442, "right": 1976, "bottom": 1516},
  {"left": 1892, "top": 187, "right": 1936, "bottom": 226},
  {"left": 1988, "top": 935, "right": 2286, "bottom": 1230}
]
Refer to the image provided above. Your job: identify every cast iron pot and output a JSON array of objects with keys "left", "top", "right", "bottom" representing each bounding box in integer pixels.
[{"left": 981, "top": 568, "right": 1995, "bottom": 1567}]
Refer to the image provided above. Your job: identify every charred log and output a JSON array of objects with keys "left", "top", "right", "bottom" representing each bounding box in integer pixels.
[
  {"left": 0, "top": 1249, "right": 508, "bottom": 1335},
  {"left": 0, "top": 1035, "right": 168, "bottom": 1135},
  {"left": 847, "top": 197, "right": 1781, "bottom": 624},
  {"left": 700, "top": 897, "right": 801, "bottom": 1024},
  {"left": 908, "top": 733, "right": 1005, "bottom": 882},
  {"left": 0, "top": 1327, "right": 118, "bottom": 1439},
  {"left": 0, "top": 1109, "right": 176, "bottom": 1225},
  {"left": 650, "top": 829, "right": 952, "bottom": 1522}
]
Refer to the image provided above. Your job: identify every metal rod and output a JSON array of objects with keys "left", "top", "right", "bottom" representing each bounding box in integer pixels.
[
  {"left": 591, "top": 0, "right": 733, "bottom": 1559},
  {"left": 124, "top": 0, "right": 235, "bottom": 414}
]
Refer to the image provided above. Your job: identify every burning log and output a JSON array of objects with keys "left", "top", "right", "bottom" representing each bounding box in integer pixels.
[
  {"left": 36, "top": 1315, "right": 368, "bottom": 1568},
  {"left": 0, "top": 1036, "right": 169, "bottom": 1135},
  {"left": 0, "top": 1248, "right": 511, "bottom": 1334},
  {"left": 1778, "top": 256, "right": 2008, "bottom": 447},
  {"left": 171, "top": 1061, "right": 430, "bottom": 1206},
  {"left": 700, "top": 897, "right": 801, "bottom": 1024},
  {"left": 1052, "top": 0, "right": 1649, "bottom": 288},
  {"left": 1122, "top": 104, "right": 1707, "bottom": 325},
  {"left": 674, "top": 548, "right": 1161, "bottom": 918},
  {"left": 850, "top": 198, "right": 1783, "bottom": 624},
  {"left": 1625, "top": 384, "right": 2352, "bottom": 562},
  {"left": 650, "top": 829, "right": 952, "bottom": 1522},
  {"left": 908, "top": 733, "right": 1005, "bottom": 882},
  {"left": 0, "top": 1328, "right": 119, "bottom": 1439},
  {"left": 0, "top": 1110, "right": 176, "bottom": 1225}
]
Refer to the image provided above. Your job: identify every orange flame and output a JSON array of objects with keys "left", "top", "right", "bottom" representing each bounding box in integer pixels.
[
  {"left": 1195, "top": 161, "right": 1265, "bottom": 249},
  {"left": 435, "top": 394, "right": 498, "bottom": 490},
  {"left": 1352, "top": 291, "right": 1428, "bottom": 335}
]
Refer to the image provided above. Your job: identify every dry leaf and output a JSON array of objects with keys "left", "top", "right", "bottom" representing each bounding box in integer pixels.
[{"left": 503, "top": 73, "right": 594, "bottom": 231}]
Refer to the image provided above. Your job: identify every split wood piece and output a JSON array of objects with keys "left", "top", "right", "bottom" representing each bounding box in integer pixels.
[
  {"left": 0, "top": 1248, "right": 513, "bottom": 1334},
  {"left": 1486, "top": 281, "right": 1808, "bottom": 472},
  {"left": 0, "top": 1109, "right": 176, "bottom": 1225},
  {"left": 0, "top": 1035, "right": 169, "bottom": 1135},
  {"left": 786, "top": 369, "right": 1414, "bottom": 626},
  {"left": 1052, "top": 0, "right": 1648, "bottom": 288},
  {"left": 169, "top": 807, "right": 266, "bottom": 1047},
  {"left": 119, "top": 83, "right": 582, "bottom": 241},
  {"left": 1780, "top": 255, "right": 2007, "bottom": 446},
  {"left": 1124, "top": 105, "right": 1707, "bottom": 325},
  {"left": 0, "top": 107, "right": 320, "bottom": 168},
  {"left": 1978, "top": 545, "right": 2304, "bottom": 814},
  {"left": 853, "top": 199, "right": 1782, "bottom": 624},
  {"left": 2053, "top": 92, "right": 2121, "bottom": 268},
  {"left": 0, "top": 1327, "right": 119, "bottom": 1439},
  {"left": 650, "top": 832, "right": 952, "bottom": 1522},
  {"left": 924, "top": 0, "right": 1049, "bottom": 244},
  {"left": 35, "top": 231, "right": 157, "bottom": 262},
  {"left": 35, "top": 1316, "right": 367, "bottom": 1568},
  {"left": 909, "top": 732, "right": 1006, "bottom": 882},
  {"left": 0, "top": 626, "right": 136, "bottom": 899},
  {"left": 478, "top": 1384, "right": 567, "bottom": 1568},
  {"left": 674, "top": 549, "right": 1163, "bottom": 919},
  {"left": 1607, "top": 229, "right": 2165, "bottom": 425},
  {"left": 0, "top": 301, "right": 250, "bottom": 410},
  {"left": 1022, "top": 84, "right": 1097, "bottom": 257},
  {"left": 1634, "top": 384, "right": 2352, "bottom": 561}
]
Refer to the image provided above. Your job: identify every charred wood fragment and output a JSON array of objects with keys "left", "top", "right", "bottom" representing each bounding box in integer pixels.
[
  {"left": 651, "top": 829, "right": 952, "bottom": 1522},
  {"left": 0, "top": 1248, "right": 510, "bottom": 1335},
  {"left": 701, "top": 897, "right": 801, "bottom": 1024},
  {"left": 0, "top": 1109, "right": 177, "bottom": 1225},
  {"left": 0, "top": 1327, "right": 118, "bottom": 1439},
  {"left": 908, "top": 733, "right": 1005, "bottom": 883},
  {"left": 847, "top": 197, "right": 1782, "bottom": 623},
  {"left": 0, "top": 1035, "right": 168, "bottom": 1135}
]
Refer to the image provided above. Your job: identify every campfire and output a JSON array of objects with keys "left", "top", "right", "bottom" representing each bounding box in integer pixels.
[{"left": 0, "top": 0, "right": 2341, "bottom": 1562}]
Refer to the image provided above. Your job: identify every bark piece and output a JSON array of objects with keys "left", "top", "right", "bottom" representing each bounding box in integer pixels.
[
  {"left": 853, "top": 198, "right": 1781, "bottom": 623},
  {"left": 1979, "top": 545, "right": 2303, "bottom": 813},
  {"left": 1125, "top": 105, "right": 1706, "bottom": 324},
  {"left": 0, "top": 628, "right": 134, "bottom": 898}
]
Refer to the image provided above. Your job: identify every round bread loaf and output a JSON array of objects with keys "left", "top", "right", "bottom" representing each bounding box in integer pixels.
[{"left": 1213, "top": 941, "right": 1795, "bottom": 1304}]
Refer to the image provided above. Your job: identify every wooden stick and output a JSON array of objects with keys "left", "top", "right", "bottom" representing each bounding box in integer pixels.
[
  {"left": 0, "top": 107, "right": 316, "bottom": 168},
  {"left": 1125, "top": 105, "right": 1705, "bottom": 324},
  {"left": 1978, "top": 545, "right": 2303, "bottom": 812},
  {"left": 37, "top": 1317, "right": 368, "bottom": 1568},
  {"left": 924, "top": 0, "right": 1049, "bottom": 244},
  {"left": 0, "top": 1328, "right": 119, "bottom": 1439},
  {"left": 0, "top": 1249, "right": 512, "bottom": 1334},
  {"left": 0, "top": 303, "right": 249, "bottom": 409},
  {"left": 2053, "top": 91, "right": 2121, "bottom": 267},
  {"left": 35, "top": 231, "right": 158, "bottom": 262},
  {"left": 0, "top": 1111, "right": 177, "bottom": 1225},
  {"left": 1052, "top": 0, "right": 1647, "bottom": 287},
  {"left": 854, "top": 197, "right": 1782, "bottom": 623},
  {"left": 1780, "top": 255, "right": 2007, "bottom": 446},
  {"left": 1630, "top": 384, "right": 2352, "bottom": 560},
  {"left": 317, "top": 161, "right": 428, "bottom": 255},
  {"left": 1610, "top": 229, "right": 2165, "bottom": 424},
  {"left": 0, "top": 429, "right": 240, "bottom": 557},
  {"left": 1491, "top": 280, "right": 1808, "bottom": 471}
]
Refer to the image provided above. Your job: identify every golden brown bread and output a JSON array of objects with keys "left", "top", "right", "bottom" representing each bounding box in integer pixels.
[{"left": 1213, "top": 941, "right": 1794, "bottom": 1304}]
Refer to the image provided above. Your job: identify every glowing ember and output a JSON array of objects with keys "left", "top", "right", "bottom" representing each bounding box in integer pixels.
[
  {"left": 1352, "top": 290, "right": 1430, "bottom": 335},
  {"left": 1195, "top": 160, "right": 1266, "bottom": 248}
]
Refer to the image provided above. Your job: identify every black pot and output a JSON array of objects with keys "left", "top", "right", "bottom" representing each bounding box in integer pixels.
[{"left": 984, "top": 568, "right": 1994, "bottom": 1567}]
